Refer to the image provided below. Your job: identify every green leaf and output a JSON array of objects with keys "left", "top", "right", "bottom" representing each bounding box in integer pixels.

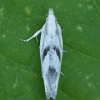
[{"left": 0, "top": 0, "right": 100, "bottom": 100}]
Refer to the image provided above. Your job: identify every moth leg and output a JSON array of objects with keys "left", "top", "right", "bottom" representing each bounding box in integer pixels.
[
  {"left": 61, "top": 26, "right": 64, "bottom": 31},
  {"left": 63, "top": 50, "right": 67, "bottom": 53},
  {"left": 19, "top": 29, "right": 41, "bottom": 42},
  {"left": 60, "top": 72, "right": 64, "bottom": 76},
  {"left": 36, "top": 36, "right": 38, "bottom": 42}
]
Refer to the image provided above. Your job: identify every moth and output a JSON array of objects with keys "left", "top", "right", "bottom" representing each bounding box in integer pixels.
[{"left": 19, "top": 8, "right": 63, "bottom": 100}]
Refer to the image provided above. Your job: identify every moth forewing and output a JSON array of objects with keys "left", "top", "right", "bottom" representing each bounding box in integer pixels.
[
  {"left": 57, "top": 24, "right": 63, "bottom": 50},
  {"left": 40, "top": 24, "right": 46, "bottom": 60}
]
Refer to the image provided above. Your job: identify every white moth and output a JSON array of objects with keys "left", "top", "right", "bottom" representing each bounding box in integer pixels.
[{"left": 20, "top": 8, "right": 63, "bottom": 100}]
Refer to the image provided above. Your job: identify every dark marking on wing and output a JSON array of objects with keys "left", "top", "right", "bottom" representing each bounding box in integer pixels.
[
  {"left": 48, "top": 67, "right": 57, "bottom": 80},
  {"left": 56, "top": 48, "right": 60, "bottom": 60},
  {"left": 53, "top": 47, "right": 60, "bottom": 60},
  {"left": 46, "top": 67, "right": 57, "bottom": 98},
  {"left": 49, "top": 67, "right": 56, "bottom": 75},
  {"left": 42, "top": 46, "right": 50, "bottom": 61}
]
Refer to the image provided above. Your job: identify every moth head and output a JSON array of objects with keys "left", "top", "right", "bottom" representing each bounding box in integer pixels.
[
  {"left": 48, "top": 8, "right": 54, "bottom": 15},
  {"left": 46, "top": 8, "right": 57, "bottom": 23}
]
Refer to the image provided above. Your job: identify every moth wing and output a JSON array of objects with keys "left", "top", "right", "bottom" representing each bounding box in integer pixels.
[
  {"left": 42, "top": 51, "right": 61, "bottom": 100},
  {"left": 55, "top": 23, "right": 63, "bottom": 62},
  {"left": 40, "top": 24, "right": 47, "bottom": 61},
  {"left": 57, "top": 23, "right": 63, "bottom": 50}
]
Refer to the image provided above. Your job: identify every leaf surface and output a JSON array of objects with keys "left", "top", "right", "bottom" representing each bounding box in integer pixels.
[{"left": 0, "top": 0, "right": 100, "bottom": 100}]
